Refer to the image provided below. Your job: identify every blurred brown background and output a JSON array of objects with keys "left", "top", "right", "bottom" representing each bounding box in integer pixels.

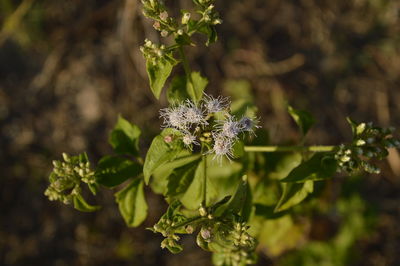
[{"left": 1, "top": 0, "right": 400, "bottom": 265}]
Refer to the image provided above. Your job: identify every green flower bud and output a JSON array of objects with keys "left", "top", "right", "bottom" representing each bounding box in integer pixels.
[{"left": 181, "top": 12, "right": 191, "bottom": 24}]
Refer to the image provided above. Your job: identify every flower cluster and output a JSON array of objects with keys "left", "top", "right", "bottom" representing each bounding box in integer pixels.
[
  {"left": 140, "top": 39, "right": 176, "bottom": 67},
  {"left": 334, "top": 119, "right": 400, "bottom": 174},
  {"left": 141, "top": 0, "right": 221, "bottom": 43},
  {"left": 44, "top": 153, "right": 95, "bottom": 204},
  {"left": 159, "top": 94, "right": 259, "bottom": 162},
  {"left": 196, "top": 220, "right": 257, "bottom": 266}
]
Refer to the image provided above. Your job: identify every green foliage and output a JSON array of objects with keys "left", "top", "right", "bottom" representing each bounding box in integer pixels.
[
  {"left": 109, "top": 115, "right": 142, "bottom": 157},
  {"left": 143, "top": 128, "right": 184, "bottom": 185},
  {"left": 73, "top": 194, "right": 101, "bottom": 212},
  {"left": 180, "top": 159, "right": 206, "bottom": 209},
  {"left": 281, "top": 153, "right": 337, "bottom": 183},
  {"left": 167, "top": 76, "right": 189, "bottom": 104},
  {"left": 279, "top": 183, "right": 374, "bottom": 266},
  {"left": 45, "top": 153, "right": 100, "bottom": 212},
  {"left": 274, "top": 181, "right": 314, "bottom": 212},
  {"left": 334, "top": 118, "right": 400, "bottom": 174},
  {"left": 167, "top": 159, "right": 201, "bottom": 197},
  {"left": 287, "top": 105, "right": 315, "bottom": 137},
  {"left": 44, "top": 2, "right": 400, "bottom": 266},
  {"left": 167, "top": 72, "right": 208, "bottom": 104},
  {"left": 95, "top": 156, "right": 142, "bottom": 188},
  {"left": 186, "top": 71, "right": 208, "bottom": 103},
  {"left": 115, "top": 178, "right": 148, "bottom": 227},
  {"left": 146, "top": 57, "right": 176, "bottom": 99}
]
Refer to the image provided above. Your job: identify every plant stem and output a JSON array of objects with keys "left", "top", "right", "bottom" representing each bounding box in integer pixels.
[
  {"left": 178, "top": 46, "right": 194, "bottom": 84},
  {"left": 172, "top": 215, "right": 204, "bottom": 229},
  {"left": 202, "top": 155, "right": 207, "bottom": 206},
  {"left": 244, "top": 145, "right": 336, "bottom": 153}
]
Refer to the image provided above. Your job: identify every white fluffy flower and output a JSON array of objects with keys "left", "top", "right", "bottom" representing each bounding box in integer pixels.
[
  {"left": 202, "top": 93, "right": 230, "bottom": 114},
  {"left": 211, "top": 133, "right": 234, "bottom": 162},
  {"left": 216, "top": 116, "right": 241, "bottom": 139},
  {"left": 239, "top": 116, "right": 260, "bottom": 135},
  {"left": 182, "top": 133, "right": 199, "bottom": 148},
  {"left": 183, "top": 100, "right": 207, "bottom": 126},
  {"left": 159, "top": 105, "right": 187, "bottom": 130}
]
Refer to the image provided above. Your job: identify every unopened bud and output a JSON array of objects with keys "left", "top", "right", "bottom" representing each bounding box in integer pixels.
[
  {"left": 356, "top": 139, "right": 366, "bottom": 146},
  {"left": 161, "top": 30, "right": 168, "bottom": 37},
  {"left": 356, "top": 123, "right": 366, "bottom": 135},
  {"left": 181, "top": 13, "right": 191, "bottom": 24},
  {"left": 153, "top": 21, "right": 161, "bottom": 30},
  {"left": 164, "top": 135, "right": 173, "bottom": 143},
  {"left": 62, "top": 153, "right": 69, "bottom": 162},
  {"left": 212, "top": 18, "right": 222, "bottom": 25},
  {"left": 185, "top": 225, "right": 194, "bottom": 234},
  {"left": 199, "top": 206, "right": 207, "bottom": 216},
  {"left": 159, "top": 11, "right": 168, "bottom": 21},
  {"left": 200, "top": 227, "right": 211, "bottom": 241}
]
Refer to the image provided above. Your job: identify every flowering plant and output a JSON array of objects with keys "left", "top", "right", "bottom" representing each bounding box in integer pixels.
[{"left": 45, "top": 1, "right": 400, "bottom": 265}]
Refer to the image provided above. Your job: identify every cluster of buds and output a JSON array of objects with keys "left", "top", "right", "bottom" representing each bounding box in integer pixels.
[
  {"left": 151, "top": 205, "right": 191, "bottom": 254},
  {"left": 232, "top": 222, "right": 255, "bottom": 248},
  {"left": 141, "top": 0, "right": 180, "bottom": 37},
  {"left": 159, "top": 94, "right": 259, "bottom": 162},
  {"left": 194, "top": 0, "right": 222, "bottom": 26},
  {"left": 209, "top": 220, "right": 257, "bottom": 266},
  {"left": 44, "top": 153, "right": 95, "bottom": 204},
  {"left": 334, "top": 119, "right": 400, "bottom": 174},
  {"left": 141, "top": 0, "right": 221, "bottom": 40},
  {"left": 140, "top": 39, "right": 176, "bottom": 66}
]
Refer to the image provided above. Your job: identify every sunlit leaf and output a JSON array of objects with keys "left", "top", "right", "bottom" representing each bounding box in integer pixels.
[
  {"left": 73, "top": 194, "right": 100, "bottom": 212},
  {"left": 281, "top": 153, "right": 337, "bottom": 183},
  {"left": 288, "top": 105, "right": 315, "bottom": 137},
  {"left": 95, "top": 155, "right": 142, "bottom": 188},
  {"left": 109, "top": 115, "right": 141, "bottom": 156},
  {"left": 115, "top": 178, "right": 147, "bottom": 227},
  {"left": 143, "top": 129, "right": 183, "bottom": 185},
  {"left": 275, "top": 180, "right": 314, "bottom": 212},
  {"left": 180, "top": 159, "right": 206, "bottom": 209},
  {"left": 167, "top": 75, "right": 189, "bottom": 105},
  {"left": 167, "top": 159, "right": 201, "bottom": 197},
  {"left": 146, "top": 59, "right": 175, "bottom": 99},
  {"left": 186, "top": 71, "right": 208, "bottom": 103}
]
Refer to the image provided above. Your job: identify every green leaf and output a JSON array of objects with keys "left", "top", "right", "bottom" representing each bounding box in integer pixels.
[
  {"left": 143, "top": 130, "right": 183, "bottom": 185},
  {"left": 232, "top": 140, "right": 245, "bottom": 158},
  {"left": 109, "top": 115, "right": 141, "bottom": 156},
  {"left": 175, "top": 33, "right": 192, "bottom": 46},
  {"left": 151, "top": 153, "right": 200, "bottom": 195},
  {"left": 180, "top": 159, "right": 206, "bottom": 209},
  {"left": 197, "top": 232, "right": 211, "bottom": 251},
  {"left": 215, "top": 175, "right": 249, "bottom": 217},
  {"left": 281, "top": 153, "right": 337, "bottom": 183},
  {"left": 209, "top": 195, "right": 231, "bottom": 214},
  {"left": 186, "top": 71, "right": 208, "bottom": 103},
  {"left": 88, "top": 183, "right": 99, "bottom": 195},
  {"left": 115, "top": 178, "right": 148, "bottom": 227},
  {"left": 346, "top": 117, "right": 358, "bottom": 137},
  {"left": 146, "top": 59, "right": 175, "bottom": 99},
  {"left": 165, "top": 242, "right": 183, "bottom": 254},
  {"left": 167, "top": 75, "right": 189, "bottom": 105},
  {"left": 95, "top": 155, "right": 142, "bottom": 188},
  {"left": 254, "top": 204, "right": 288, "bottom": 219},
  {"left": 198, "top": 25, "right": 218, "bottom": 46},
  {"left": 73, "top": 194, "right": 100, "bottom": 212},
  {"left": 165, "top": 200, "right": 182, "bottom": 219},
  {"left": 274, "top": 180, "right": 314, "bottom": 212},
  {"left": 288, "top": 105, "right": 315, "bottom": 137},
  {"left": 167, "top": 159, "right": 201, "bottom": 197}
]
